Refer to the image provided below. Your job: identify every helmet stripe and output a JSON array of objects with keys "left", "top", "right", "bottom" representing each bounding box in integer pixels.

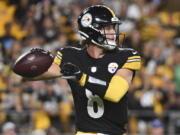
[{"left": 103, "top": 5, "right": 116, "bottom": 17}]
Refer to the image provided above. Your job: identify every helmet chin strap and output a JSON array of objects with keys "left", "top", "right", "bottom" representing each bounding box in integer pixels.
[
  {"left": 91, "top": 39, "right": 116, "bottom": 50},
  {"left": 103, "top": 40, "right": 117, "bottom": 50},
  {"left": 100, "top": 27, "right": 117, "bottom": 50},
  {"left": 104, "top": 34, "right": 116, "bottom": 45},
  {"left": 105, "top": 40, "right": 117, "bottom": 46},
  {"left": 103, "top": 34, "right": 117, "bottom": 50}
]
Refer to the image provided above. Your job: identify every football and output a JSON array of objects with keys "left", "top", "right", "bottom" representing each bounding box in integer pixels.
[{"left": 12, "top": 49, "right": 54, "bottom": 78}]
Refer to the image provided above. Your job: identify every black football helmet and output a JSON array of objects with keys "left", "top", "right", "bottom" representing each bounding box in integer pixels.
[{"left": 78, "top": 5, "right": 122, "bottom": 50}]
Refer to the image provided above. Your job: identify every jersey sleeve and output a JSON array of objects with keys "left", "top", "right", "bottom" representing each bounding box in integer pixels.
[
  {"left": 53, "top": 49, "right": 63, "bottom": 66},
  {"left": 53, "top": 47, "right": 71, "bottom": 66},
  {"left": 53, "top": 46, "right": 81, "bottom": 66},
  {"left": 122, "top": 49, "right": 141, "bottom": 70}
]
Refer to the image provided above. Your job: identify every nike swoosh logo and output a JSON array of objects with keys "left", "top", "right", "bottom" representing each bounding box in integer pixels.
[{"left": 132, "top": 51, "right": 137, "bottom": 55}]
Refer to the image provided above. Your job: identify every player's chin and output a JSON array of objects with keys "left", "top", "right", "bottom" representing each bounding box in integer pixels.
[
  {"left": 103, "top": 42, "right": 117, "bottom": 50},
  {"left": 106, "top": 40, "right": 117, "bottom": 46}
]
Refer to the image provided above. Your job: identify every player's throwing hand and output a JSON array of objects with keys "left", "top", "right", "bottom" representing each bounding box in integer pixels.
[{"left": 61, "top": 63, "right": 83, "bottom": 80}]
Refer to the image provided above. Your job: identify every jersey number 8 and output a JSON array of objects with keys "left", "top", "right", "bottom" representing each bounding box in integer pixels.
[{"left": 85, "top": 89, "right": 104, "bottom": 118}]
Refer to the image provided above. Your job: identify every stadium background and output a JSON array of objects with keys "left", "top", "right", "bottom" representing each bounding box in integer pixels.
[{"left": 0, "top": 0, "right": 180, "bottom": 135}]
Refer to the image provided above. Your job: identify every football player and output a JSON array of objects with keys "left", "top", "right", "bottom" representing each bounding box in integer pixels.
[{"left": 24, "top": 5, "right": 141, "bottom": 135}]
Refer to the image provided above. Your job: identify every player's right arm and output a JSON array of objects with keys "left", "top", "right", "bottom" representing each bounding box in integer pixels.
[
  {"left": 23, "top": 62, "right": 62, "bottom": 81},
  {"left": 22, "top": 47, "right": 79, "bottom": 81}
]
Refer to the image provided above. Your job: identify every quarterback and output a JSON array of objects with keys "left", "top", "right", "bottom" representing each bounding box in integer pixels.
[{"left": 20, "top": 5, "right": 141, "bottom": 135}]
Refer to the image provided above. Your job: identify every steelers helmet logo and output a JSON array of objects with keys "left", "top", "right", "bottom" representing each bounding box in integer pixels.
[
  {"left": 81, "top": 13, "right": 92, "bottom": 27},
  {"left": 108, "top": 62, "right": 118, "bottom": 73}
]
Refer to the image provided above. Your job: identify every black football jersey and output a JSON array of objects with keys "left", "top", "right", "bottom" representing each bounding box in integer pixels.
[{"left": 54, "top": 46, "right": 141, "bottom": 135}]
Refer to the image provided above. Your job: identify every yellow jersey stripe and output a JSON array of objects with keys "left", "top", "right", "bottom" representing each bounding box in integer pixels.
[
  {"left": 53, "top": 51, "right": 63, "bottom": 65},
  {"left": 79, "top": 73, "right": 87, "bottom": 87},
  {"left": 128, "top": 56, "right": 141, "bottom": 60},
  {"left": 76, "top": 131, "right": 97, "bottom": 135},
  {"left": 53, "top": 56, "right": 62, "bottom": 65},
  {"left": 57, "top": 51, "right": 62, "bottom": 56},
  {"left": 122, "top": 61, "right": 141, "bottom": 70},
  {"left": 76, "top": 131, "right": 127, "bottom": 135},
  {"left": 126, "top": 59, "right": 141, "bottom": 63}
]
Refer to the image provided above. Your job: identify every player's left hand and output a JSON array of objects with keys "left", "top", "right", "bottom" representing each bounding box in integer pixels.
[{"left": 61, "top": 62, "right": 83, "bottom": 80}]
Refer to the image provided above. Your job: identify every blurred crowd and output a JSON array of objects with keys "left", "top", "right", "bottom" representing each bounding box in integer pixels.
[{"left": 0, "top": 0, "right": 180, "bottom": 135}]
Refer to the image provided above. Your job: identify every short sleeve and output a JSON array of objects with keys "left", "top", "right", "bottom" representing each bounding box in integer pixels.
[
  {"left": 53, "top": 49, "right": 63, "bottom": 66},
  {"left": 122, "top": 49, "right": 141, "bottom": 70},
  {"left": 53, "top": 47, "right": 81, "bottom": 66}
]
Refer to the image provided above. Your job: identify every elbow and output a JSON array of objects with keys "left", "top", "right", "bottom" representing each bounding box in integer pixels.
[
  {"left": 104, "top": 90, "right": 128, "bottom": 103},
  {"left": 108, "top": 97, "right": 121, "bottom": 103},
  {"left": 111, "top": 95, "right": 122, "bottom": 103}
]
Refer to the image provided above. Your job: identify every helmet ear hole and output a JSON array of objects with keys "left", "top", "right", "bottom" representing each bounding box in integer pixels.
[{"left": 93, "top": 23, "right": 99, "bottom": 28}]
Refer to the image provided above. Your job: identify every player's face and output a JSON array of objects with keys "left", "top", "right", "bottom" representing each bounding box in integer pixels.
[{"left": 100, "top": 25, "right": 116, "bottom": 45}]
